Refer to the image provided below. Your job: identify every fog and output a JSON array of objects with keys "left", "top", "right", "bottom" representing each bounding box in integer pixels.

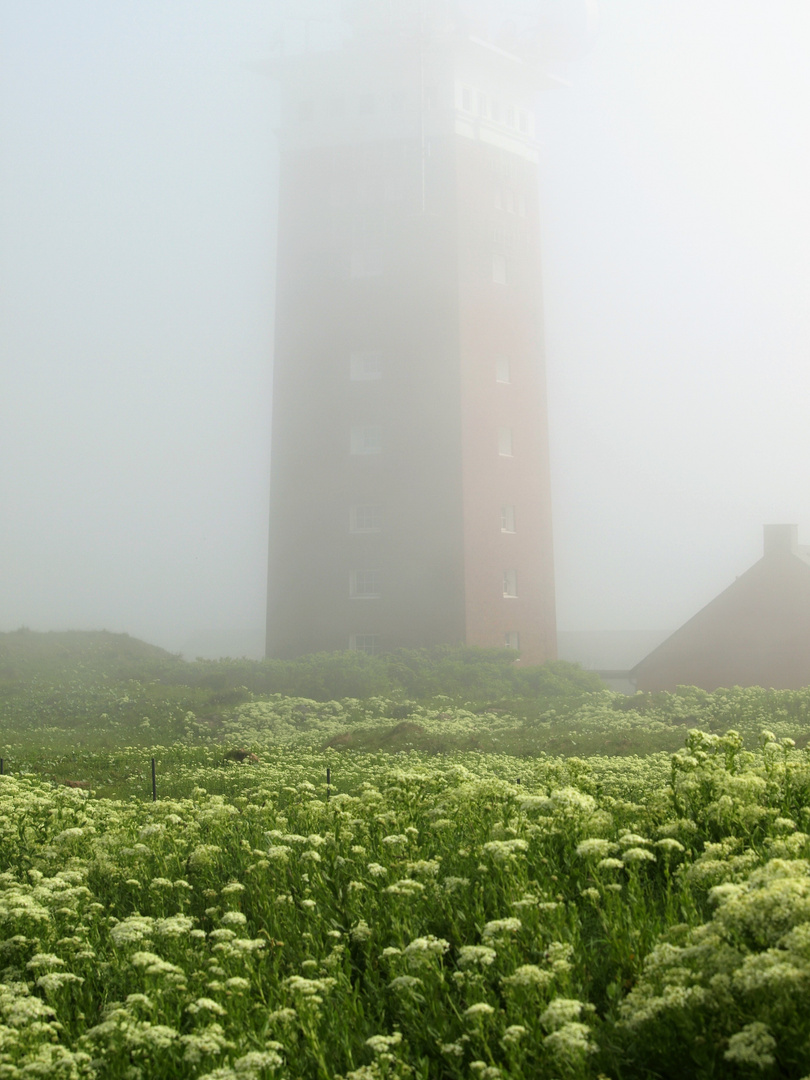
[{"left": 2, "top": 1, "right": 810, "bottom": 663}]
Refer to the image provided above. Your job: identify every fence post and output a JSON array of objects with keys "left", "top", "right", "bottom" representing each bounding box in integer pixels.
[
  {"left": 151, "top": 758, "right": 157, "bottom": 802},
  {"left": 326, "top": 766, "right": 331, "bottom": 801}
]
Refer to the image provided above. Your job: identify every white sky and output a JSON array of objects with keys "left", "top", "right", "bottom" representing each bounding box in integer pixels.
[{"left": 2, "top": 1, "right": 810, "bottom": 658}]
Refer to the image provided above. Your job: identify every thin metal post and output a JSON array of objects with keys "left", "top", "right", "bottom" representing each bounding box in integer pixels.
[
  {"left": 151, "top": 758, "right": 157, "bottom": 802},
  {"left": 0, "top": 758, "right": 4, "bottom": 775}
]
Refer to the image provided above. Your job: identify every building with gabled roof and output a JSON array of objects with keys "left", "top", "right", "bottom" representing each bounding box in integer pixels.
[{"left": 631, "top": 524, "right": 810, "bottom": 692}]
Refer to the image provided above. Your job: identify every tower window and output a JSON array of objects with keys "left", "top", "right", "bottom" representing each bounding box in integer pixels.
[
  {"left": 350, "top": 570, "right": 381, "bottom": 599},
  {"left": 498, "top": 427, "right": 513, "bottom": 456},
  {"left": 351, "top": 426, "right": 381, "bottom": 454},
  {"left": 503, "top": 570, "right": 518, "bottom": 598},
  {"left": 350, "top": 634, "right": 378, "bottom": 655},
  {"left": 350, "top": 351, "right": 383, "bottom": 381},
  {"left": 461, "top": 87, "right": 472, "bottom": 112},
  {"left": 501, "top": 505, "right": 515, "bottom": 533},
  {"left": 495, "top": 356, "right": 511, "bottom": 383},
  {"left": 505, "top": 632, "right": 520, "bottom": 650},
  {"left": 493, "top": 253, "right": 508, "bottom": 284},
  {"left": 351, "top": 505, "right": 382, "bottom": 533}
]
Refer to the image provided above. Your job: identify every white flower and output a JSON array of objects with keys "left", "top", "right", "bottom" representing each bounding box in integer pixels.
[
  {"left": 544, "top": 1021, "right": 593, "bottom": 1057},
  {"left": 186, "top": 997, "right": 227, "bottom": 1016},
  {"left": 622, "top": 847, "right": 656, "bottom": 864},
  {"left": 501, "top": 964, "right": 552, "bottom": 989},
  {"left": 576, "top": 838, "right": 615, "bottom": 858},
  {"left": 221, "top": 882, "right": 246, "bottom": 896},
  {"left": 404, "top": 935, "right": 450, "bottom": 964},
  {"left": 464, "top": 1002, "right": 495, "bottom": 1018},
  {"left": 457, "top": 945, "right": 497, "bottom": 968},
  {"left": 482, "top": 839, "right": 528, "bottom": 861},
  {"left": 365, "top": 1032, "right": 402, "bottom": 1054},
  {"left": 540, "top": 997, "right": 590, "bottom": 1031},
  {"left": 482, "top": 918, "right": 521, "bottom": 942},
  {"left": 724, "top": 1022, "right": 776, "bottom": 1067}
]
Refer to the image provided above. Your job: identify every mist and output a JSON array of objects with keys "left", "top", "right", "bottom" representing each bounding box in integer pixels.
[{"left": 3, "top": 1, "right": 810, "bottom": 663}]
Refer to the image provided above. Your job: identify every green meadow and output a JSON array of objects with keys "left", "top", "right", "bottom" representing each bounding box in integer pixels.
[{"left": 2, "top": 629, "right": 810, "bottom": 1079}]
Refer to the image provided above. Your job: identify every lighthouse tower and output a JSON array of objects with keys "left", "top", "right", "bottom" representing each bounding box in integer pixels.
[{"left": 266, "top": 0, "right": 558, "bottom": 663}]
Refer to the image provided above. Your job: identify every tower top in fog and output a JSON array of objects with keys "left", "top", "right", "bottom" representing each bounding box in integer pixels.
[{"left": 265, "top": 0, "right": 559, "bottom": 663}]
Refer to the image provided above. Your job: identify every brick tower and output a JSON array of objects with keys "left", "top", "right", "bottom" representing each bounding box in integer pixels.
[{"left": 266, "top": 1, "right": 557, "bottom": 663}]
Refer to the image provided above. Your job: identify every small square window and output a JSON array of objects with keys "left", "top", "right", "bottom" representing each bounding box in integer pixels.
[
  {"left": 493, "top": 253, "right": 508, "bottom": 285},
  {"left": 350, "top": 351, "right": 383, "bottom": 381},
  {"left": 503, "top": 570, "right": 517, "bottom": 598},
  {"left": 350, "top": 570, "right": 380, "bottom": 598},
  {"left": 495, "top": 357, "right": 511, "bottom": 383},
  {"left": 501, "top": 505, "right": 515, "bottom": 532},
  {"left": 351, "top": 505, "right": 382, "bottom": 533},
  {"left": 351, "top": 426, "right": 381, "bottom": 454},
  {"left": 350, "top": 634, "right": 378, "bottom": 655},
  {"left": 505, "top": 631, "right": 520, "bottom": 650},
  {"left": 498, "top": 427, "right": 513, "bottom": 456}
]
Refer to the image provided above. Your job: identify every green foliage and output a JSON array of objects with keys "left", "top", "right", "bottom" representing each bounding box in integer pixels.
[{"left": 4, "top": 631, "right": 810, "bottom": 1075}]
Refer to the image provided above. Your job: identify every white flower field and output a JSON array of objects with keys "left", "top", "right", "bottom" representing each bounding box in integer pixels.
[{"left": 2, "top": 634, "right": 810, "bottom": 1078}]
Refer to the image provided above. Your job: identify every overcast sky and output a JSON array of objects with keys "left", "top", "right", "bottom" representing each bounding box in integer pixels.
[{"left": 2, "top": 1, "right": 810, "bottom": 660}]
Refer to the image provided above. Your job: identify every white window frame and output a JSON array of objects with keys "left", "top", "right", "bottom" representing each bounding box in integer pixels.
[
  {"left": 501, "top": 505, "right": 515, "bottom": 533},
  {"left": 350, "top": 425, "right": 381, "bottom": 455},
  {"left": 350, "top": 505, "right": 382, "bottom": 533},
  {"left": 505, "top": 632, "right": 520, "bottom": 650},
  {"left": 503, "top": 570, "right": 518, "bottom": 598},
  {"left": 498, "top": 427, "right": 513, "bottom": 457},
  {"left": 350, "top": 570, "right": 381, "bottom": 599},
  {"left": 350, "top": 634, "right": 378, "bottom": 655}
]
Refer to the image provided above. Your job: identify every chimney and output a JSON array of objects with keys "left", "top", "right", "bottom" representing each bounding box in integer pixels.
[{"left": 763, "top": 523, "right": 799, "bottom": 557}]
